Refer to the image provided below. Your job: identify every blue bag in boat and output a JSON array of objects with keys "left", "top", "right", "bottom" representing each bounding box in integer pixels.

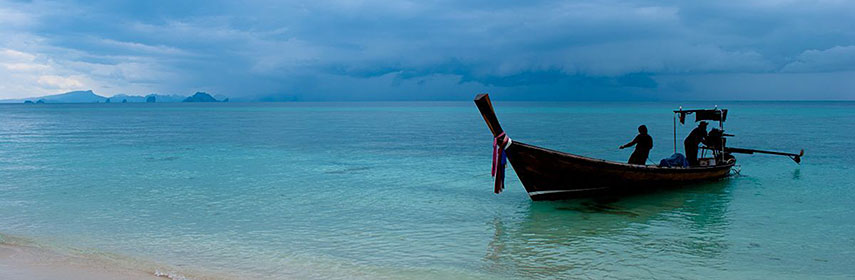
[{"left": 659, "top": 153, "right": 688, "bottom": 167}]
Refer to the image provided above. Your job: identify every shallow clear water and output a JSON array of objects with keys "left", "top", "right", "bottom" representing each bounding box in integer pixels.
[{"left": 0, "top": 102, "right": 853, "bottom": 279}]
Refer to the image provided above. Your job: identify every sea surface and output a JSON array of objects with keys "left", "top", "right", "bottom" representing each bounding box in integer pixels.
[{"left": 0, "top": 101, "right": 853, "bottom": 279}]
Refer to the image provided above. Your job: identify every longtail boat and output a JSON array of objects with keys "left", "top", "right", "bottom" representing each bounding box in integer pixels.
[{"left": 474, "top": 93, "right": 803, "bottom": 201}]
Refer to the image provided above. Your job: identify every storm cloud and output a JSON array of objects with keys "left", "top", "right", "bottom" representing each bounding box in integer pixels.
[{"left": 0, "top": 0, "right": 853, "bottom": 100}]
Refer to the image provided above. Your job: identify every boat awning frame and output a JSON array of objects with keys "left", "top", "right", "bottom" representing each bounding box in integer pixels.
[
  {"left": 673, "top": 108, "right": 727, "bottom": 124},
  {"left": 672, "top": 107, "right": 727, "bottom": 154}
]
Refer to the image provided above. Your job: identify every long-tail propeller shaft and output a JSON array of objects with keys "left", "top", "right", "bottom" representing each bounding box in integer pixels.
[{"left": 725, "top": 147, "right": 804, "bottom": 164}]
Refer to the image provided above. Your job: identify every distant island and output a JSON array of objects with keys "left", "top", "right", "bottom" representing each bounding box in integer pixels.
[
  {"left": 0, "top": 90, "right": 228, "bottom": 104},
  {"left": 183, "top": 92, "right": 227, "bottom": 102}
]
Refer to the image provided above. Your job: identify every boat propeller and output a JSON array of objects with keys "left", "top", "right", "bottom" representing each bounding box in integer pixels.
[{"left": 791, "top": 149, "right": 805, "bottom": 164}]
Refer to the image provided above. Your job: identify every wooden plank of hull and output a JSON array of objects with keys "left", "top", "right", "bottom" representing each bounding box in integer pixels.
[{"left": 506, "top": 141, "right": 734, "bottom": 200}]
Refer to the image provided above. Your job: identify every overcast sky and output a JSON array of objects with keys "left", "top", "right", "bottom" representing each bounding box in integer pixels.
[{"left": 1, "top": 0, "right": 853, "bottom": 100}]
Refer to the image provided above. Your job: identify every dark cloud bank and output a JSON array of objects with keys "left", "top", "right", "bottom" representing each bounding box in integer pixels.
[{"left": 1, "top": 0, "right": 853, "bottom": 100}]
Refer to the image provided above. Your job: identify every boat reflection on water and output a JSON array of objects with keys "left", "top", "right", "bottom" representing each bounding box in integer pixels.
[{"left": 483, "top": 181, "right": 733, "bottom": 278}]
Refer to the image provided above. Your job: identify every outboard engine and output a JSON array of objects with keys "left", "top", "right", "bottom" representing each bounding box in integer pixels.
[
  {"left": 704, "top": 128, "right": 736, "bottom": 164},
  {"left": 705, "top": 128, "right": 725, "bottom": 149}
]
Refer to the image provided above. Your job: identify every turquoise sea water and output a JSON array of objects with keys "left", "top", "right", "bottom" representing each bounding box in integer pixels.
[{"left": 0, "top": 102, "right": 853, "bottom": 279}]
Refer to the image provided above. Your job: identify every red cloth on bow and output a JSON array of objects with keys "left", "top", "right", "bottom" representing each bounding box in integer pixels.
[{"left": 492, "top": 132, "right": 510, "bottom": 194}]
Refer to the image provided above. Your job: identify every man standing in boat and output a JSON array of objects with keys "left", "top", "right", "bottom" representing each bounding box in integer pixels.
[
  {"left": 684, "top": 121, "right": 708, "bottom": 166},
  {"left": 619, "top": 125, "right": 653, "bottom": 165}
]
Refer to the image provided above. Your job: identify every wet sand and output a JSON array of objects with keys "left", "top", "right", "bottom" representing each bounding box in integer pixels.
[{"left": 0, "top": 242, "right": 162, "bottom": 280}]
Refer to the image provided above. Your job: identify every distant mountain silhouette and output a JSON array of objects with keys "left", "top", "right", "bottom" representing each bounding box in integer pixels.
[
  {"left": 112, "top": 93, "right": 185, "bottom": 103},
  {"left": 183, "top": 92, "right": 223, "bottom": 102},
  {"left": 1, "top": 90, "right": 224, "bottom": 103},
  {"left": 0, "top": 90, "right": 107, "bottom": 103}
]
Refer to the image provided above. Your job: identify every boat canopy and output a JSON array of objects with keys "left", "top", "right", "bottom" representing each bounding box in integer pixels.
[{"left": 674, "top": 109, "right": 727, "bottom": 124}]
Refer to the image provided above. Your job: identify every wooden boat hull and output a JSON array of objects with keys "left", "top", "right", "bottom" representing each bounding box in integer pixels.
[
  {"left": 506, "top": 141, "right": 733, "bottom": 200},
  {"left": 474, "top": 93, "right": 733, "bottom": 201}
]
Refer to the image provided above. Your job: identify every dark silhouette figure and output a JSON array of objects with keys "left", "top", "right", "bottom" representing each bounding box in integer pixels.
[
  {"left": 684, "top": 121, "right": 708, "bottom": 166},
  {"left": 620, "top": 125, "right": 653, "bottom": 165}
]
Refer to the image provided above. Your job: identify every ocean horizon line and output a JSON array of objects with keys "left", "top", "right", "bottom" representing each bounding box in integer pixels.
[{"left": 1, "top": 99, "right": 853, "bottom": 104}]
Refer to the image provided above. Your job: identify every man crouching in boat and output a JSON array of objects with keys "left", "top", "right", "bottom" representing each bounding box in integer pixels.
[
  {"left": 619, "top": 125, "right": 653, "bottom": 165},
  {"left": 684, "top": 121, "right": 708, "bottom": 166}
]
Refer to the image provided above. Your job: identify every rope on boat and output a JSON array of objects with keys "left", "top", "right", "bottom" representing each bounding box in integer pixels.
[{"left": 492, "top": 132, "right": 511, "bottom": 194}]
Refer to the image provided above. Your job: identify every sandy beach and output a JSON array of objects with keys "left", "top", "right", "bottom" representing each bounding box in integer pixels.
[
  {"left": 0, "top": 235, "right": 220, "bottom": 280},
  {"left": 0, "top": 241, "right": 167, "bottom": 280}
]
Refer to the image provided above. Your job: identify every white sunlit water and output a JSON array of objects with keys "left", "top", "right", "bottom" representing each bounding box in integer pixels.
[{"left": 0, "top": 102, "right": 853, "bottom": 279}]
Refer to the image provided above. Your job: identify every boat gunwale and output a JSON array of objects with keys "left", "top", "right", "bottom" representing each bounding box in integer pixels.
[{"left": 510, "top": 141, "right": 735, "bottom": 172}]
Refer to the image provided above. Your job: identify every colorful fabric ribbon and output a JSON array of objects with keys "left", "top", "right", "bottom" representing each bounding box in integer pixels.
[{"left": 492, "top": 132, "right": 511, "bottom": 194}]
